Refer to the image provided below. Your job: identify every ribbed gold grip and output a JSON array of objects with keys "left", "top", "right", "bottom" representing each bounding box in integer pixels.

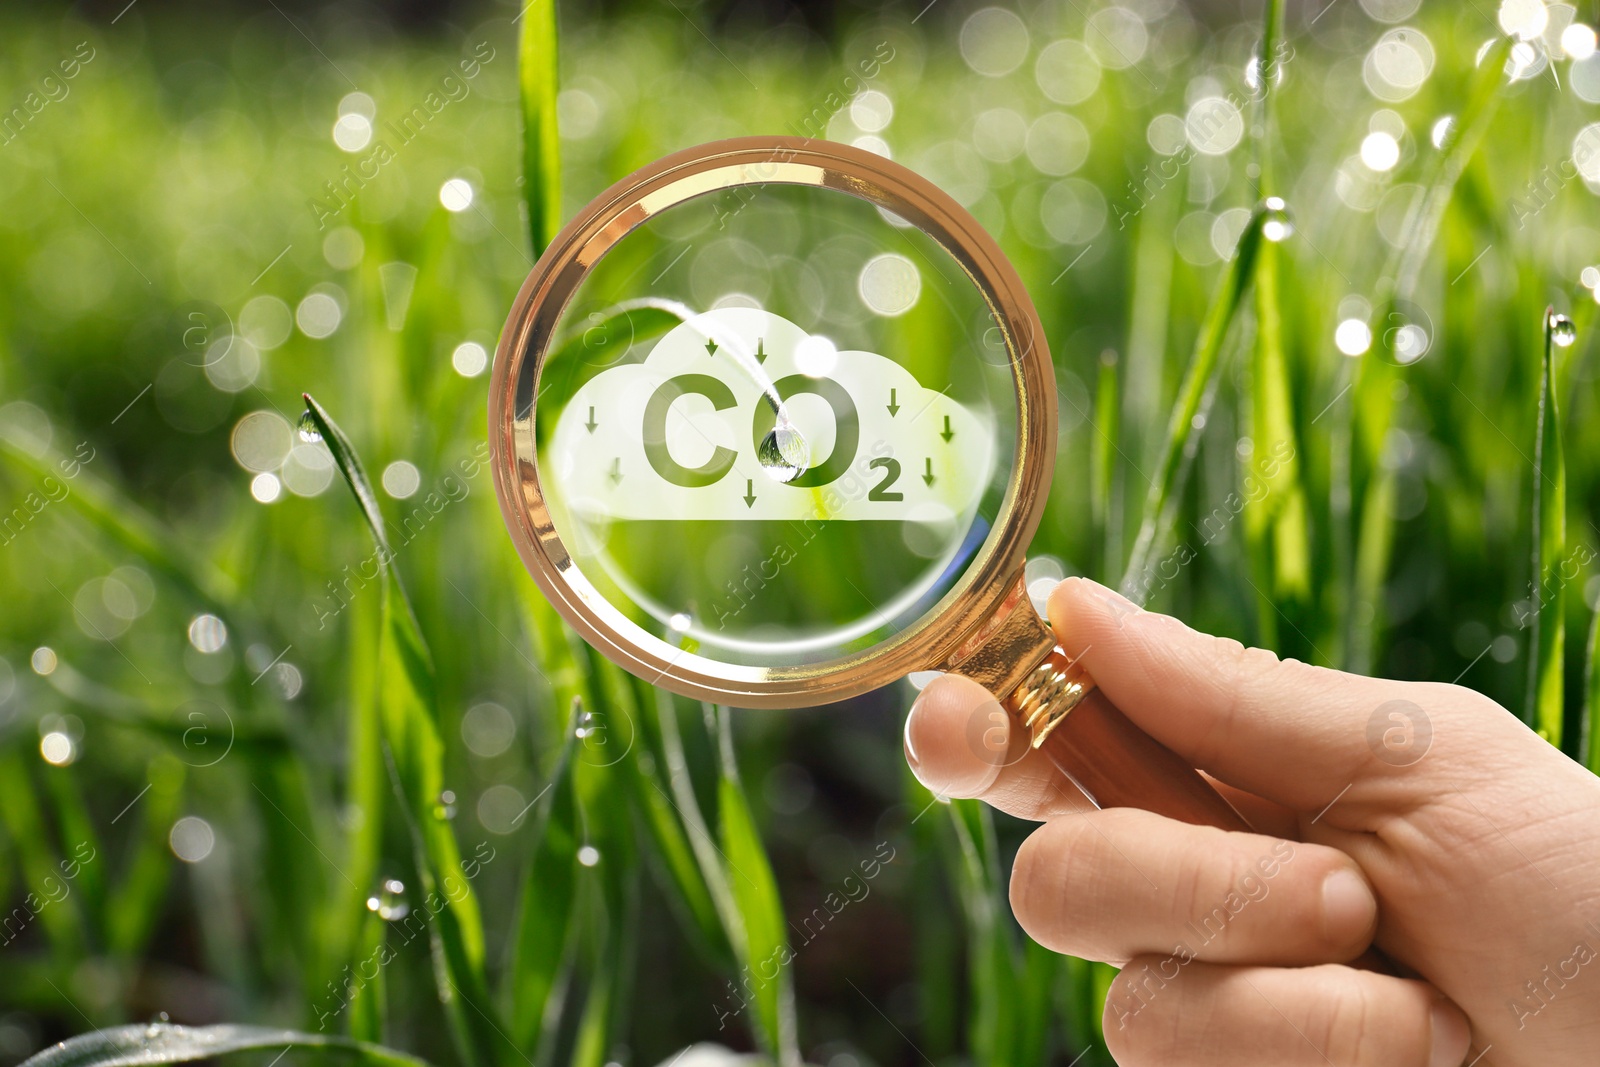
[
  {"left": 1007, "top": 650, "right": 1094, "bottom": 748},
  {"left": 947, "top": 569, "right": 1252, "bottom": 833}
]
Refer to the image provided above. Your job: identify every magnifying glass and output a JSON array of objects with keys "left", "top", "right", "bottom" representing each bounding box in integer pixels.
[{"left": 489, "top": 137, "right": 1248, "bottom": 833}]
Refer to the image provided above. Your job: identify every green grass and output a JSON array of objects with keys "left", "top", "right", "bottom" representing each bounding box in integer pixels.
[{"left": 4, "top": 2, "right": 1600, "bottom": 1066}]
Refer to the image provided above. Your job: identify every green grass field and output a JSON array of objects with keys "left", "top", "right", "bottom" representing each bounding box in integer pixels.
[{"left": 3, "top": 0, "right": 1600, "bottom": 1064}]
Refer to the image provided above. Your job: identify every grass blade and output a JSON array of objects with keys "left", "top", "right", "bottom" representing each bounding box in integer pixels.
[
  {"left": 1583, "top": 606, "right": 1600, "bottom": 772},
  {"left": 40, "top": 766, "right": 107, "bottom": 935},
  {"left": 0, "top": 436, "right": 241, "bottom": 631},
  {"left": 568, "top": 746, "right": 638, "bottom": 1067},
  {"left": 1527, "top": 309, "right": 1567, "bottom": 744},
  {"left": 944, "top": 798, "right": 1016, "bottom": 1067},
  {"left": 300, "top": 394, "right": 502, "bottom": 1067},
  {"left": 1121, "top": 208, "right": 1270, "bottom": 595},
  {"left": 1389, "top": 41, "right": 1512, "bottom": 303},
  {"left": 1339, "top": 39, "right": 1511, "bottom": 670},
  {"left": 15, "top": 1024, "right": 435, "bottom": 1067},
  {"left": 518, "top": 0, "right": 562, "bottom": 255},
  {"left": 624, "top": 678, "right": 729, "bottom": 962},
  {"left": 322, "top": 587, "right": 387, "bottom": 1024},
  {"left": 505, "top": 698, "right": 582, "bottom": 1054},
  {"left": 1243, "top": 0, "right": 1311, "bottom": 648},
  {"left": 106, "top": 755, "right": 185, "bottom": 959},
  {"left": 711, "top": 706, "right": 800, "bottom": 1067},
  {"left": 1091, "top": 349, "right": 1119, "bottom": 579},
  {"left": 346, "top": 908, "right": 389, "bottom": 1044},
  {"left": 0, "top": 750, "right": 86, "bottom": 956},
  {"left": 905, "top": 773, "right": 959, "bottom": 1058},
  {"left": 654, "top": 694, "right": 739, "bottom": 945}
]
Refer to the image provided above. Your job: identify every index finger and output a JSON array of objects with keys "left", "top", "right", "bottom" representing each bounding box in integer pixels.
[{"left": 1047, "top": 577, "right": 1427, "bottom": 812}]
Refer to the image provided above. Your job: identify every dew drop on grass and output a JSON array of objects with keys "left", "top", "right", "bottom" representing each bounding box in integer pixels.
[
  {"left": 366, "top": 877, "right": 410, "bottom": 920},
  {"left": 757, "top": 414, "right": 810, "bottom": 483},
  {"left": 577, "top": 845, "right": 601, "bottom": 867},
  {"left": 1259, "top": 196, "right": 1295, "bottom": 242},
  {"left": 432, "top": 789, "right": 457, "bottom": 821},
  {"left": 296, "top": 410, "right": 322, "bottom": 443},
  {"left": 1549, "top": 312, "right": 1577, "bottom": 348}
]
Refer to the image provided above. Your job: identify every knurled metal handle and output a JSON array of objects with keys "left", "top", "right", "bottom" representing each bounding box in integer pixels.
[{"left": 945, "top": 572, "right": 1252, "bottom": 834}]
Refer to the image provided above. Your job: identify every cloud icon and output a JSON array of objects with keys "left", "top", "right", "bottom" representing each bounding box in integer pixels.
[{"left": 546, "top": 307, "right": 994, "bottom": 523}]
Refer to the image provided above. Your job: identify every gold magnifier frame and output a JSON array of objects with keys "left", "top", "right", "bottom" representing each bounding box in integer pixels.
[{"left": 491, "top": 137, "right": 1249, "bottom": 832}]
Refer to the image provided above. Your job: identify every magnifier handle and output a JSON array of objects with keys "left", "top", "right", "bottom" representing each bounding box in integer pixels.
[
  {"left": 1008, "top": 652, "right": 1251, "bottom": 832},
  {"left": 945, "top": 576, "right": 1250, "bottom": 832},
  {"left": 1003, "top": 648, "right": 1253, "bottom": 833}
]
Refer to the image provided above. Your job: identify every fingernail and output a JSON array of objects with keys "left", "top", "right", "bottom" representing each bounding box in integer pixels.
[
  {"left": 903, "top": 707, "right": 922, "bottom": 772},
  {"left": 1428, "top": 1000, "right": 1470, "bottom": 1067},
  {"left": 1319, "top": 868, "right": 1374, "bottom": 944}
]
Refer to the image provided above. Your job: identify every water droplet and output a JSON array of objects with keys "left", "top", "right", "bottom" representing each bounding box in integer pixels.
[
  {"left": 1259, "top": 197, "right": 1295, "bottom": 242},
  {"left": 296, "top": 411, "right": 323, "bottom": 443},
  {"left": 577, "top": 845, "right": 601, "bottom": 867},
  {"left": 1430, "top": 115, "right": 1456, "bottom": 151},
  {"left": 366, "top": 877, "right": 410, "bottom": 920},
  {"left": 757, "top": 418, "right": 810, "bottom": 484},
  {"left": 432, "top": 790, "right": 457, "bottom": 821},
  {"left": 1549, "top": 312, "right": 1578, "bottom": 348}
]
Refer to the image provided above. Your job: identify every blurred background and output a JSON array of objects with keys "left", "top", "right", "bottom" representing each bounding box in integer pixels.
[{"left": 3, "top": 0, "right": 1600, "bottom": 1065}]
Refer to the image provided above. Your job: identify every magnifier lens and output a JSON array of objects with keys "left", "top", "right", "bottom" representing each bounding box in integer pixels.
[{"left": 526, "top": 181, "right": 1019, "bottom": 669}]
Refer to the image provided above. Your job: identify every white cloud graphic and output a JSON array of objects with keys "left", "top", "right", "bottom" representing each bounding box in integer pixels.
[{"left": 547, "top": 308, "right": 994, "bottom": 522}]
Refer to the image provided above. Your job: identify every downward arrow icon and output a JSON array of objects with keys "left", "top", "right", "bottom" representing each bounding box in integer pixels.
[
  {"left": 584, "top": 406, "right": 598, "bottom": 433},
  {"left": 743, "top": 479, "right": 756, "bottom": 508},
  {"left": 705, "top": 338, "right": 719, "bottom": 357},
  {"left": 922, "top": 458, "right": 935, "bottom": 487},
  {"left": 887, "top": 389, "right": 900, "bottom": 416},
  {"left": 608, "top": 458, "right": 623, "bottom": 485},
  {"left": 940, "top": 415, "right": 954, "bottom": 443}
]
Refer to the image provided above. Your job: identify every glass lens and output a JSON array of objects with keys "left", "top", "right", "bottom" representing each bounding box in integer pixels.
[{"left": 524, "top": 181, "right": 1019, "bottom": 669}]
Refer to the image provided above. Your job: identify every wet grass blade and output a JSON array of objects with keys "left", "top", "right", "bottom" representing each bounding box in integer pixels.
[
  {"left": 505, "top": 698, "right": 582, "bottom": 1054},
  {"left": 1389, "top": 40, "right": 1512, "bottom": 303},
  {"left": 346, "top": 908, "right": 389, "bottom": 1044},
  {"left": 1121, "top": 209, "right": 1269, "bottom": 595},
  {"left": 0, "top": 750, "right": 85, "bottom": 956},
  {"left": 625, "top": 678, "right": 729, "bottom": 962},
  {"left": 0, "top": 437, "right": 236, "bottom": 617},
  {"left": 1526, "top": 309, "right": 1566, "bottom": 744},
  {"left": 1055, "top": 956, "right": 1111, "bottom": 1065},
  {"left": 944, "top": 797, "right": 1018, "bottom": 1067},
  {"left": 568, "top": 733, "right": 638, "bottom": 1067},
  {"left": 301, "top": 394, "right": 502, "bottom": 1067},
  {"left": 905, "top": 772, "right": 959, "bottom": 1058},
  {"left": 1091, "top": 350, "right": 1119, "bottom": 579},
  {"left": 106, "top": 755, "right": 185, "bottom": 959},
  {"left": 1244, "top": 0, "right": 1310, "bottom": 647},
  {"left": 41, "top": 766, "right": 107, "bottom": 934},
  {"left": 712, "top": 706, "right": 800, "bottom": 1067},
  {"left": 15, "top": 1024, "right": 435, "bottom": 1067},
  {"left": 518, "top": 0, "right": 562, "bottom": 255},
  {"left": 1340, "top": 39, "right": 1511, "bottom": 670},
  {"left": 323, "top": 588, "right": 387, "bottom": 1021},
  {"left": 654, "top": 694, "right": 739, "bottom": 943}
]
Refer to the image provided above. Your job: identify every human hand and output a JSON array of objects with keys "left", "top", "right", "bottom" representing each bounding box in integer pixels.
[{"left": 903, "top": 577, "right": 1600, "bottom": 1066}]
